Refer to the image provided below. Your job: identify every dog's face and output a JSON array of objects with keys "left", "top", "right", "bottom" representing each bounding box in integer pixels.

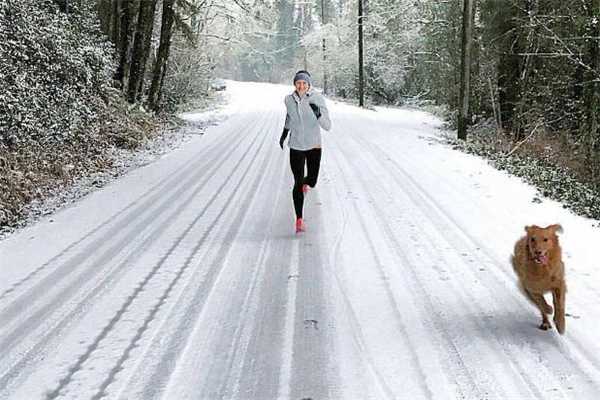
[{"left": 525, "top": 224, "right": 562, "bottom": 265}]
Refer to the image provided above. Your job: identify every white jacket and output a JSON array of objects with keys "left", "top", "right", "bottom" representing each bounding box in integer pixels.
[{"left": 284, "top": 89, "right": 332, "bottom": 151}]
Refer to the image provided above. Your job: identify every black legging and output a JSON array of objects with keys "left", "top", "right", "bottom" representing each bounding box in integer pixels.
[{"left": 289, "top": 148, "right": 322, "bottom": 219}]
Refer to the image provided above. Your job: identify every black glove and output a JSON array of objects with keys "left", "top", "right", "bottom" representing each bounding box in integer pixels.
[
  {"left": 279, "top": 128, "right": 289, "bottom": 149},
  {"left": 309, "top": 103, "right": 321, "bottom": 119}
]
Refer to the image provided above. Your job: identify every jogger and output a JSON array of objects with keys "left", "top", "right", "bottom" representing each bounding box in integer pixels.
[{"left": 279, "top": 70, "right": 332, "bottom": 233}]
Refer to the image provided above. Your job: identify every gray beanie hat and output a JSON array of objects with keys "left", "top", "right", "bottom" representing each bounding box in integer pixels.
[{"left": 293, "top": 70, "right": 311, "bottom": 86}]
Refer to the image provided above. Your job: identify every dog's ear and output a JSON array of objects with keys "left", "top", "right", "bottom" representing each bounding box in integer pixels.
[
  {"left": 548, "top": 224, "right": 563, "bottom": 234},
  {"left": 525, "top": 225, "right": 538, "bottom": 234}
]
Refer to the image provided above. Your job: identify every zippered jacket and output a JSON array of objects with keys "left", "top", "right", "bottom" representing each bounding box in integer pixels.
[{"left": 284, "top": 90, "right": 332, "bottom": 150}]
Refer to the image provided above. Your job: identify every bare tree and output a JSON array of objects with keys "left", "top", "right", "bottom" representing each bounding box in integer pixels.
[
  {"left": 321, "top": 0, "right": 328, "bottom": 94},
  {"left": 114, "top": 0, "right": 136, "bottom": 87},
  {"left": 458, "top": 0, "right": 474, "bottom": 140},
  {"left": 127, "top": 0, "right": 157, "bottom": 103},
  {"left": 583, "top": 0, "right": 600, "bottom": 157},
  {"left": 358, "top": 0, "right": 364, "bottom": 107},
  {"left": 148, "top": 0, "right": 176, "bottom": 110}
]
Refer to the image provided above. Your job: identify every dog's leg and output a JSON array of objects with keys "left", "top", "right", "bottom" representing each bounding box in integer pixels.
[
  {"left": 525, "top": 290, "right": 552, "bottom": 330},
  {"left": 553, "top": 285, "right": 566, "bottom": 334},
  {"left": 523, "top": 288, "right": 553, "bottom": 314}
]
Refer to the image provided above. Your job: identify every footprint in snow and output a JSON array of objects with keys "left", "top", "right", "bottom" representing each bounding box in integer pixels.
[{"left": 304, "top": 319, "right": 318, "bottom": 330}]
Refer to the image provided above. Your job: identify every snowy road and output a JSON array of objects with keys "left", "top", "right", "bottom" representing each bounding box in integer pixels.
[{"left": 1, "top": 81, "right": 600, "bottom": 400}]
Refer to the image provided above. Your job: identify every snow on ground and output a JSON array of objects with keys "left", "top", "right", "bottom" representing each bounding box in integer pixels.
[{"left": 0, "top": 80, "right": 599, "bottom": 400}]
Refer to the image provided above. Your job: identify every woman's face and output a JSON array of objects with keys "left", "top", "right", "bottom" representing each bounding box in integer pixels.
[{"left": 295, "top": 80, "right": 309, "bottom": 95}]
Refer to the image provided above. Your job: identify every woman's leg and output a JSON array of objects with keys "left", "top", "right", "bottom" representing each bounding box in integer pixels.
[
  {"left": 304, "top": 148, "right": 322, "bottom": 188},
  {"left": 289, "top": 149, "right": 306, "bottom": 218}
]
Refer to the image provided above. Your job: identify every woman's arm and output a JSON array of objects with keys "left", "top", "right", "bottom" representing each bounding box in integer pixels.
[
  {"left": 280, "top": 111, "right": 291, "bottom": 149},
  {"left": 313, "top": 94, "right": 332, "bottom": 131}
]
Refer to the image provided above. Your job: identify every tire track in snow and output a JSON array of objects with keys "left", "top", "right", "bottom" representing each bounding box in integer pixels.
[
  {"left": 109, "top": 113, "right": 278, "bottom": 400},
  {"left": 328, "top": 142, "right": 432, "bottom": 399},
  {"left": 212, "top": 155, "right": 287, "bottom": 399},
  {"left": 321, "top": 166, "right": 396, "bottom": 400},
  {"left": 346, "top": 134, "right": 541, "bottom": 399},
  {"left": 276, "top": 240, "right": 299, "bottom": 400},
  {"left": 330, "top": 125, "right": 485, "bottom": 399},
  {"left": 0, "top": 117, "right": 248, "bottom": 319},
  {"left": 0, "top": 118, "right": 240, "bottom": 306},
  {"left": 155, "top": 115, "right": 282, "bottom": 400},
  {"left": 340, "top": 129, "right": 538, "bottom": 398},
  {"left": 44, "top": 113, "right": 272, "bottom": 400},
  {"left": 348, "top": 128, "right": 600, "bottom": 397},
  {"left": 289, "top": 186, "right": 337, "bottom": 400},
  {"left": 0, "top": 115, "right": 257, "bottom": 349},
  {"left": 0, "top": 116, "right": 263, "bottom": 396},
  {"left": 365, "top": 134, "right": 600, "bottom": 376},
  {"left": 230, "top": 182, "right": 294, "bottom": 400},
  {"left": 390, "top": 144, "right": 600, "bottom": 387}
]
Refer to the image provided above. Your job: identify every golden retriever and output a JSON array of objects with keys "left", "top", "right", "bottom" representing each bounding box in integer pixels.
[{"left": 511, "top": 224, "right": 566, "bottom": 334}]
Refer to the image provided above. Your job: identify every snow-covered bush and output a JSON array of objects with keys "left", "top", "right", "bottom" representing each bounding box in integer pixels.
[
  {"left": 0, "top": 0, "right": 153, "bottom": 229},
  {"left": 0, "top": 0, "right": 114, "bottom": 149},
  {"left": 449, "top": 128, "right": 600, "bottom": 222}
]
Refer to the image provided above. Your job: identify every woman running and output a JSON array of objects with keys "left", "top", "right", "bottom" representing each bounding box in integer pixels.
[{"left": 279, "top": 70, "right": 332, "bottom": 233}]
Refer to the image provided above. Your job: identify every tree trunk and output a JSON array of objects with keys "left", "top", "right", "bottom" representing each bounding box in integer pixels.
[
  {"left": 497, "top": 2, "right": 523, "bottom": 133},
  {"left": 127, "top": 0, "right": 157, "bottom": 104},
  {"left": 117, "top": 0, "right": 139, "bottom": 87},
  {"left": 458, "top": 0, "right": 474, "bottom": 140},
  {"left": 110, "top": 0, "right": 120, "bottom": 45},
  {"left": 321, "top": 0, "right": 328, "bottom": 94},
  {"left": 148, "top": 0, "right": 176, "bottom": 111},
  {"left": 275, "top": 0, "right": 295, "bottom": 77},
  {"left": 136, "top": 0, "right": 158, "bottom": 100},
  {"left": 511, "top": 0, "right": 537, "bottom": 139},
  {"left": 584, "top": 0, "right": 600, "bottom": 164},
  {"left": 358, "top": 0, "right": 364, "bottom": 107},
  {"left": 97, "top": 0, "right": 111, "bottom": 35},
  {"left": 54, "top": 0, "right": 70, "bottom": 13},
  {"left": 114, "top": 0, "right": 132, "bottom": 86}
]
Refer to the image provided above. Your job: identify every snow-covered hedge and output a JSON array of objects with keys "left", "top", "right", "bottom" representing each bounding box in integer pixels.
[
  {"left": 0, "top": 0, "right": 115, "bottom": 148},
  {"left": 449, "top": 127, "right": 600, "bottom": 223},
  {"left": 0, "top": 0, "right": 154, "bottom": 228}
]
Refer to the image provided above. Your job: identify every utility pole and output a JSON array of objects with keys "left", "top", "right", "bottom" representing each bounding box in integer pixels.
[
  {"left": 300, "top": 2, "right": 308, "bottom": 71},
  {"left": 458, "top": 0, "right": 474, "bottom": 140},
  {"left": 358, "top": 0, "right": 364, "bottom": 107},
  {"left": 322, "top": 0, "right": 328, "bottom": 94}
]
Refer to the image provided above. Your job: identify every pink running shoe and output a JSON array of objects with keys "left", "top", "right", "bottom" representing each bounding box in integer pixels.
[
  {"left": 295, "top": 218, "right": 305, "bottom": 233},
  {"left": 302, "top": 184, "right": 309, "bottom": 193}
]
